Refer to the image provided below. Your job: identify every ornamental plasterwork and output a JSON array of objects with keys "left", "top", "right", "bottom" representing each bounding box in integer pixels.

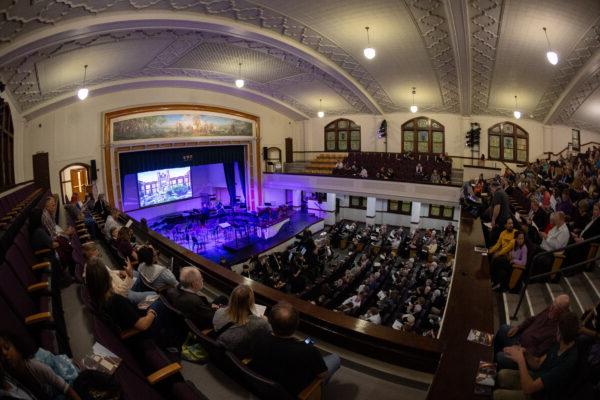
[
  {"left": 403, "top": 0, "right": 460, "bottom": 113},
  {"left": 0, "top": 28, "right": 369, "bottom": 116},
  {"left": 533, "top": 21, "right": 600, "bottom": 121},
  {"left": 0, "top": 0, "right": 396, "bottom": 113},
  {"left": 554, "top": 66, "right": 600, "bottom": 128},
  {"left": 469, "top": 0, "right": 504, "bottom": 115}
]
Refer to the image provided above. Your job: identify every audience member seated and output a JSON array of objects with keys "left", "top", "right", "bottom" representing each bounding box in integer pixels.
[
  {"left": 103, "top": 209, "right": 121, "bottom": 240},
  {"left": 28, "top": 208, "right": 59, "bottom": 254},
  {"left": 42, "top": 196, "right": 76, "bottom": 277},
  {"left": 212, "top": 285, "right": 272, "bottom": 358},
  {"left": 532, "top": 211, "right": 569, "bottom": 277},
  {"left": 82, "top": 242, "right": 153, "bottom": 304},
  {"left": 488, "top": 219, "right": 516, "bottom": 260},
  {"left": 493, "top": 294, "right": 570, "bottom": 369},
  {"left": 360, "top": 307, "right": 382, "bottom": 325},
  {"left": 136, "top": 245, "right": 178, "bottom": 291},
  {"left": 491, "top": 230, "right": 527, "bottom": 292},
  {"left": 430, "top": 169, "right": 440, "bottom": 184},
  {"left": 0, "top": 333, "right": 82, "bottom": 400},
  {"left": 527, "top": 199, "right": 549, "bottom": 232},
  {"left": 165, "top": 267, "right": 220, "bottom": 330},
  {"left": 86, "top": 258, "right": 171, "bottom": 343},
  {"left": 339, "top": 291, "right": 367, "bottom": 314},
  {"left": 115, "top": 227, "right": 138, "bottom": 264},
  {"left": 94, "top": 193, "right": 110, "bottom": 219},
  {"left": 249, "top": 301, "right": 340, "bottom": 396},
  {"left": 493, "top": 312, "right": 579, "bottom": 400},
  {"left": 566, "top": 202, "right": 600, "bottom": 267}
]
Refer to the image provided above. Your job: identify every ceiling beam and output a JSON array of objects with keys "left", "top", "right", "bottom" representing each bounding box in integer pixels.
[{"left": 445, "top": 0, "right": 471, "bottom": 116}]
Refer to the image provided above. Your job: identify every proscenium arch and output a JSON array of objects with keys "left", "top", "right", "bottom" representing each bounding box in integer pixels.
[{"left": 0, "top": 14, "right": 384, "bottom": 117}]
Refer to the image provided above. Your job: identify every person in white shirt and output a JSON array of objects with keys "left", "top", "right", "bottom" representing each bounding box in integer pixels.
[
  {"left": 340, "top": 292, "right": 366, "bottom": 314},
  {"left": 360, "top": 307, "right": 382, "bottom": 325},
  {"left": 533, "top": 211, "right": 570, "bottom": 278},
  {"left": 359, "top": 167, "right": 368, "bottom": 178},
  {"left": 103, "top": 209, "right": 121, "bottom": 240}
]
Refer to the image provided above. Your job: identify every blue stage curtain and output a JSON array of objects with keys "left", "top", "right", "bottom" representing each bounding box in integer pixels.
[
  {"left": 119, "top": 145, "right": 245, "bottom": 190},
  {"left": 223, "top": 162, "right": 237, "bottom": 205},
  {"left": 236, "top": 161, "right": 246, "bottom": 204}
]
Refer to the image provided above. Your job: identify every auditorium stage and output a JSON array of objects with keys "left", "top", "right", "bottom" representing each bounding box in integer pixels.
[{"left": 132, "top": 207, "right": 323, "bottom": 266}]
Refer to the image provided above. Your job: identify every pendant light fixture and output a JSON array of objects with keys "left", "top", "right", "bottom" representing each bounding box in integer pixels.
[
  {"left": 317, "top": 99, "right": 324, "bottom": 118},
  {"left": 543, "top": 27, "right": 558, "bottom": 65},
  {"left": 235, "top": 62, "right": 245, "bottom": 88},
  {"left": 513, "top": 95, "right": 521, "bottom": 119},
  {"left": 77, "top": 65, "right": 89, "bottom": 100},
  {"left": 363, "top": 27, "right": 376, "bottom": 60},
  {"left": 410, "top": 87, "right": 418, "bottom": 113}
]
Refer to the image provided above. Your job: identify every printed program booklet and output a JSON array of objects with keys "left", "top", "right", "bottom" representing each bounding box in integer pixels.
[
  {"left": 80, "top": 343, "right": 121, "bottom": 375},
  {"left": 474, "top": 361, "right": 497, "bottom": 395},
  {"left": 467, "top": 329, "right": 494, "bottom": 346}
]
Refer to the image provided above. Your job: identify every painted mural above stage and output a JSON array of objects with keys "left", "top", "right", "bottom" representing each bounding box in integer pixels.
[{"left": 112, "top": 111, "right": 253, "bottom": 142}]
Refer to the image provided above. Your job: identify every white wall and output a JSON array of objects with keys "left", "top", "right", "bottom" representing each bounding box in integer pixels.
[
  {"left": 20, "top": 87, "right": 295, "bottom": 197},
  {"left": 296, "top": 112, "right": 600, "bottom": 162}
]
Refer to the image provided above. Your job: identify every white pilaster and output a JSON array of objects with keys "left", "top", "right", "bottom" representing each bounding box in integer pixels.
[{"left": 366, "top": 196, "right": 376, "bottom": 226}]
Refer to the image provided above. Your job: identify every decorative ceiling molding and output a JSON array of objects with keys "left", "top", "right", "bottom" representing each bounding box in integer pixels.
[
  {"left": 554, "top": 65, "right": 600, "bottom": 127},
  {"left": 0, "top": 28, "right": 369, "bottom": 118},
  {"left": 403, "top": 0, "right": 460, "bottom": 113},
  {"left": 567, "top": 118, "right": 600, "bottom": 133},
  {"left": 21, "top": 77, "right": 311, "bottom": 121},
  {"left": 469, "top": 0, "right": 504, "bottom": 115},
  {"left": 444, "top": 0, "right": 471, "bottom": 115},
  {"left": 534, "top": 18, "right": 600, "bottom": 121},
  {"left": 0, "top": 0, "right": 394, "bottom": 113}
]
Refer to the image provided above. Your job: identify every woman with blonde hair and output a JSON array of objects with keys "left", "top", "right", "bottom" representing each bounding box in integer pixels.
[{"left": 212, "top": 285, "right": 271, "bottom": 358}]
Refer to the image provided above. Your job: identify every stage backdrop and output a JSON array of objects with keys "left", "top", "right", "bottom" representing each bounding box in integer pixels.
[{"left": 119, "top": 146, "right": 246, "bottom": 211}]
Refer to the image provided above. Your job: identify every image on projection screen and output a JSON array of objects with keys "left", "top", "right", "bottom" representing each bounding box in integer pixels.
[{"left": 137, "top": 167, "right": 192, "bottom": 207}]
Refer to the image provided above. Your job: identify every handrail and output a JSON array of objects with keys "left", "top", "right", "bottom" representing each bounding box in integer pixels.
[
  {"left": 541, "top": 141, "right": 600, "bottom": 159},
  {"left": 510, "top": 233, "right": 600, "bottom": 319}
]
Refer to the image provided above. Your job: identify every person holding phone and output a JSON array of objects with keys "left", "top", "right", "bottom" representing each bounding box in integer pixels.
[{"left": 249, "top": 301, "right": 340, "bottom": 396}]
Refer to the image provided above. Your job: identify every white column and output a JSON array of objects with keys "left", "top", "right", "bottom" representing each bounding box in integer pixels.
[
  {"left": 410, "top": 201, "right": 422, "bottom": 233},
  {"left": 292, "top": 189, "right": 302, "bottom": 210},
  {"left": 366, "top": 196, "right": 376, "bottom": 226},
  {"left": 324, "top": 193, "right": 336, "bottom": 225}
]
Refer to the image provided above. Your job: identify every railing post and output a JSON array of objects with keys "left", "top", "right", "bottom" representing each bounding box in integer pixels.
[{"left": 510, "top": 282, "right": 527, "bottom": 320}]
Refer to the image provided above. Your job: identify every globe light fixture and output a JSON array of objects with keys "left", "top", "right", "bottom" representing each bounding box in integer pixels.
[
  {"left": 543, "top": 27, "right": 558, "bottom": 65},
  {"left": 317, "top": 99, "right": 325, "bottom": 118},
  {"left": 410, "top": 87, "right": 418, "bottom": 113},
  {"left": 77, "top": 65, "right": 89, "bottom": 100},
  {"left": 363, "top": 27, "right": 376, "bottom": 60},
  {"left": 513, "top": 95, "right": 521, "bottom": 119},
  {"left": 235, "top": 62, "right": 245, "bottom": 88}
]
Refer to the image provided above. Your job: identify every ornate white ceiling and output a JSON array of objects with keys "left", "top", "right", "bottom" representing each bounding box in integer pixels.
[{"left": 0, "top": 0, "right": 598, "bottom": 130}]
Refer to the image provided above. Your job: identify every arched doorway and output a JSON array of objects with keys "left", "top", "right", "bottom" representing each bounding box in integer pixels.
[{"left": 59, "top": 163, "right": 91, "bottom": 204}]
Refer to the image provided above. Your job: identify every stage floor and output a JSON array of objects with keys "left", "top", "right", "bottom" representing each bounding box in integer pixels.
[{"left": 150, "top": 210, "right": 323, "bottom": 266}]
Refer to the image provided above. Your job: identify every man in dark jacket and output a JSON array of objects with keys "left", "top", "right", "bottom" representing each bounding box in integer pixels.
[{"left": 165, "top": 267, "right": 215, "bottom": 330}]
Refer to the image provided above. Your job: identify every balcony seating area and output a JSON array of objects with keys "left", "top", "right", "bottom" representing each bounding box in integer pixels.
[
  {"left": 332, "top": 152, "right": 452, "bottom": 184},
  {"left": 303, "top": 153, "right": 347, "bottom": 174}
]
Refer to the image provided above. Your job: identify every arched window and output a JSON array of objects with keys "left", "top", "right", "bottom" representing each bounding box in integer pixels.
[
  {"left": 0, "top": 99, "right": 15, "bottom": 188},
  {"left": 488, "top": 122, "right": 528, "bottom": 163},
  {"left": 324, "top": 119, "right": 361, "bottom": 152},
  {"left": 401, "top": 117, "right": 444, "bottom": 154}
]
